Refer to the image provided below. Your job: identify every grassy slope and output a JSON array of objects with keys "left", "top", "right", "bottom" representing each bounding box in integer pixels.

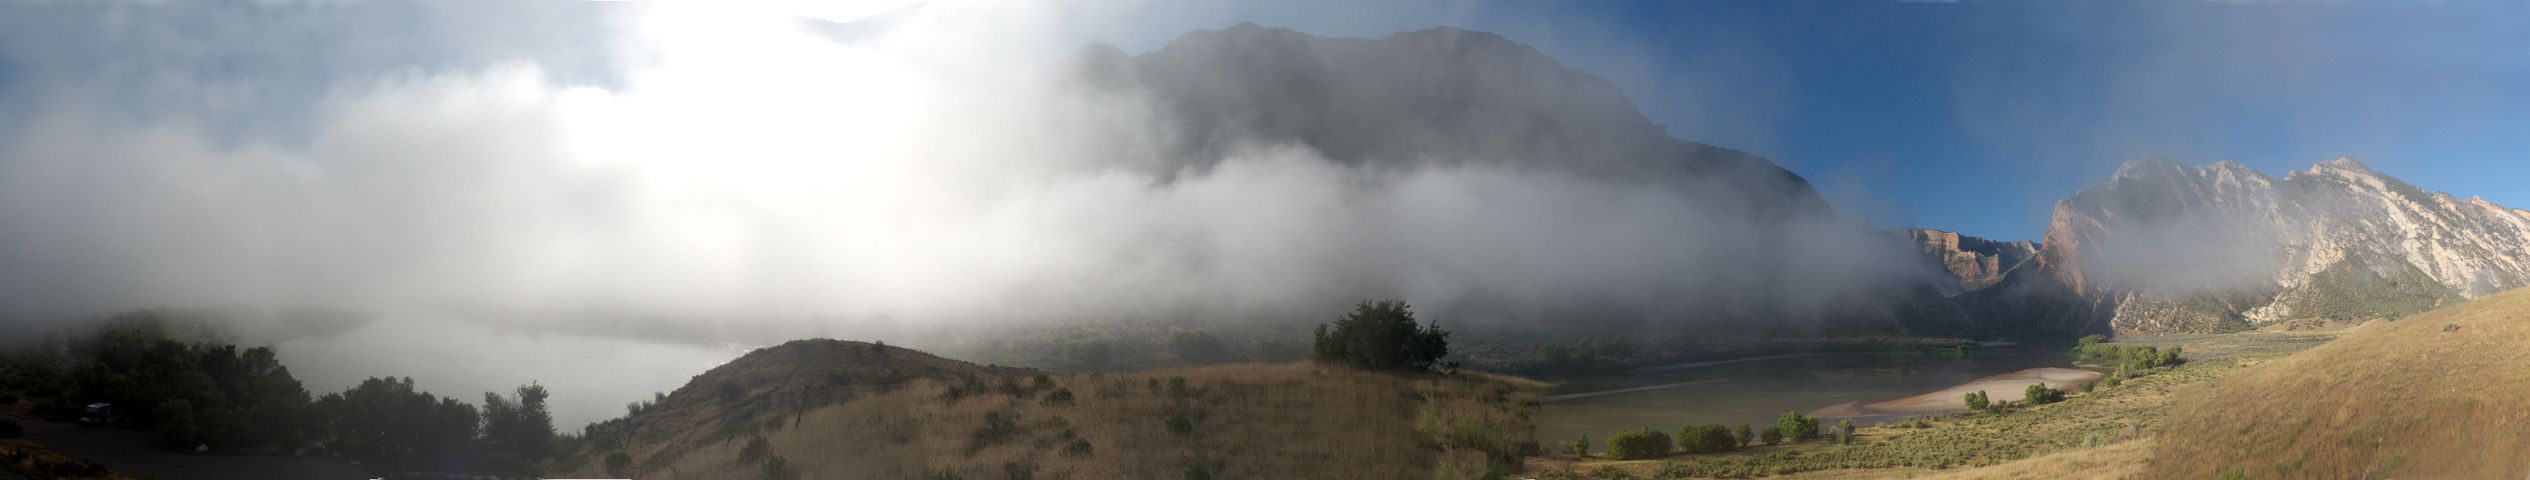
[
  {"left": 545, "top": 340, "right": 1544, "bottom": 479},
  {"left": 1521, "top": 333, "right": 2336, "bottom": 480},
  {"left": 2147, "top": 287, "right": 2530, "bottom": 479}
]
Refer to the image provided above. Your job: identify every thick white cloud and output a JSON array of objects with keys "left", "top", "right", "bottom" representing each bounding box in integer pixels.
[{"left": 0, "top": 1, "right": 1929, "bottom": 341}]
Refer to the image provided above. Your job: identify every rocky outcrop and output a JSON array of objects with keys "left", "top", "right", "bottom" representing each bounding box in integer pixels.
[
  {"left": 1893, "top": 228, "right": 2039, "bottom": 295},
  {"left": 1967, "top": 157, "right": 2530, "bottom": 335}
]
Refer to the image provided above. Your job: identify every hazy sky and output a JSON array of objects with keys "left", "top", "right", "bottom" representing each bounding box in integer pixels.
[{"left": 0, "top": 0, "right": 2522, "bottom": 330}]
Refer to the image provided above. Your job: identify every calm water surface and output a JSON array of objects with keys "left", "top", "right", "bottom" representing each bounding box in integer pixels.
[
  {"left": 276, "top": 315, "right": 754, "bottom": 431},
  {"left": 1536, "top": 342, "right": 2074, "bottom": 451}
]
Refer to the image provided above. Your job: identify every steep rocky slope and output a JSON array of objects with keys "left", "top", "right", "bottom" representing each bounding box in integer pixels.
[
  {"left": 1894, "top": 228, "right": 2040, "bottom": 296},
  {"left": 1967, "top": 157, "right": 2530, "bottom": 334}
]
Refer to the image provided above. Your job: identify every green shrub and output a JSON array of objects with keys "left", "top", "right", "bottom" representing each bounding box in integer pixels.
[
  {"left": 764, "top": 455, "right": 798, "bottom": 480},
  {"left": 1310, "top": 300, "right": 1452, "bottom": 372},
  {"left": 1965, "top": 390, "right": 1990, "bottom": 411},
  {"left": 2218, "top": 467, "right": 2251, "bottom": 480},
  {"left": 1002, "top": 461, "right": 1034, "bottom": 480},
  {"left": 2443, "top": 322, "right": 2461, "bottom": 332},
  {"left": 1060, "top": 438, "right": 1094, "bottom": 457},
  {"left": 1773, "top": 412, "right": 1819, "bottom": 443},
  {"left": 1166, "top": 411, "right": 1193, "bottom": 435},
  {"left": 2024, "top": 383, "right": 2065, "bottom": 405},
  {"left": 1041, "top": 388, "right": 1076, "bottom": 406},
  {"left": 1606, "top": 427, "right": 1673, "bottom": 460},
  {"left": 739, "top": 435, "right": 770, "bottom": 463},
  {"left": 1760, "top": 425, "right": 1784, "bottom": 445},
  {"left": 1676, "top": 424, "right": 1736, "bottom": 453},
  {"left": 1570, "top": 433, "right": 1591, "bottom": 456},
  {"left": 2070, "top": 341, "right": 2183, "bottom": 368},
  {"left": 604, "top": 451, "right": 632, "bottom": 476},
  {"left": 1834, "top": 419, "right": 1856, "bottom": 445}
]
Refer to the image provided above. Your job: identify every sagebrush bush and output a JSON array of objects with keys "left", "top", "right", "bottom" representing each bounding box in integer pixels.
[
  {"left": 1676, "top": 424, "right": 1735, "bottom": 453},
  {"left": 1774, "top": 412, "right": 1819, "bottom": 443},
  {"left": 2024, "top": 383, "right": 2065, "bottom": 405},
  {"left": 1606, "top": 427, "right": 1673, "bottom": 460}
]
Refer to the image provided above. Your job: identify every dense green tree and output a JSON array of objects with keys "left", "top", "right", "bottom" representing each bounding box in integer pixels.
[
  {"left": 66, "top": 320, "right": 315, "bottom": 447},
  {"left": 1964, "top": 390, "right": 1990, "bottom": 411},
  {"left": 1735, "top": 424, "right": 1754, "bottom": 447},
  {"left": 1605, "top": 427, "right": 1673, "bottom": 460},
  {"left": 1676, "top": 424, "right": 1736, "bottom": 453},
  {"left": 1310, "top": 301, "right": 1451, "bottom": 372},
  {"left": 320, "top": 376, "right": 479, "bottom": 466},
  {"left": 153, "top": 399, "right": 199, "bottom": 445},
  {"left": 1773, "top": 412, "right": 1819, "bottom": 443},
  {"left": 2024, "top": 383, "right": 2065, "bottom": 405},
  {"left": 483, "top": 383, "right": 557, "bottom": 461}
]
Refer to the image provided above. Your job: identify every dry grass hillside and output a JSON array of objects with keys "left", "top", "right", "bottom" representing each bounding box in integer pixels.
[
  {"left": 544, "top": 339, "right": 1545, "bottom": 479},
  {"left": 2148, "top": 287, "right": 2530, "bottom": 479}
]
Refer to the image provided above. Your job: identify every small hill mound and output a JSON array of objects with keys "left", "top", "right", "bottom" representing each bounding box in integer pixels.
[
  {"left": 2149, "top": 287, "right": 2530, "bottom": 478},
  {"left": 546, "top": 339, "right": 1543, "bottom": 479},
  {"left": 562, "top": 339, "right": 1036, "bottom": 473}
]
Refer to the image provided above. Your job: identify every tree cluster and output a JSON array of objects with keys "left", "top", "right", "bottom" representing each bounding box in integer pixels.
[
  {"left": 1676, "top": 424, "right": 1736, "bottom": 453},
  {"left": 1767, "top": 411, "right": 1820, "bottom": 445},
  {"left": 1310, "top": 301, "right": 1452, "bottom": 372},
  {"left": 65, "top": 323, "right": 316, "bottom": 447},
  {"left": 38, "top": 312, "right": 560, "bottom": 475},
  {"left": 2069, "top": 335, "right": 2182, "bottom": 369},
  {"left": 1605, "top": 427, "right": 1673, "bottom": 460}
]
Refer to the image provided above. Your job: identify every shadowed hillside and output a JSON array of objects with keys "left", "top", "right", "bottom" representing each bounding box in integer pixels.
[
  {"left": 545, "top": 339, "right": 1544, "bottom": 479},
  {"left": 2148, "top": 286, "right": 2530, "bottom": 479}
]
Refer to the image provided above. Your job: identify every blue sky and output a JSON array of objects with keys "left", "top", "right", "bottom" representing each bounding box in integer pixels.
[{"left": 1202, "top": 1, "right": 2530, "bottom": 241}]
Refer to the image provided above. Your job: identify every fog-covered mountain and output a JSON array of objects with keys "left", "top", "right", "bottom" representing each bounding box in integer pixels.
[
  {"left": 1012, "top": 23, "right": 1967, "bottom": 334},
  {"left": 1053, "top": 23, "right": 1833, "bottom": 220},
  {"left": 1959, "top": 157, "right": 2530, "bottom": 335}
]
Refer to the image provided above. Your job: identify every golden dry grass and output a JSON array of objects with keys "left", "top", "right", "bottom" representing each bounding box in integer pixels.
[
  {"left": 544, "top": 345, "right": 1544, "bottom": 480},
  {"left": 2148, "top": 286, "right": 2530, "bottom": 479},
  {"left": 1894, "top": 437, "right": 2154, "bottom": 480}
]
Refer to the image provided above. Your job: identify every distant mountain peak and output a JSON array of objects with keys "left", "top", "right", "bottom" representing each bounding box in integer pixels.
[{"left": 2317, "top": 156, "right": 2373, "bottom": 173}]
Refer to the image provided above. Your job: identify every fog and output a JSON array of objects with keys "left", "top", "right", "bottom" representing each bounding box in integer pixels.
[{"left": 0, "top": 1, "right": 1935, "bottom": 343}]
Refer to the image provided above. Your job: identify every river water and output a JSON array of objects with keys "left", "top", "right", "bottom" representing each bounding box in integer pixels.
[
  {"left": 274, "top": 314, "right": 754, "bottom": 431},
  {"left": 1535, "top": 341, "right": 2076, "bottom": 450}
]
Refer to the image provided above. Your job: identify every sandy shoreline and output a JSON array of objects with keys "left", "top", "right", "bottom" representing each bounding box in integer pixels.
[{"left": 1853, "top": 367, "right": 2103, "bottom": 414}]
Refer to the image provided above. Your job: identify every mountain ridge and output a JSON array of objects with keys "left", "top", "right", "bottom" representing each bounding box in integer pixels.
[{"left": 1962, "top": 157, "right": 2530, "bottom": 335}]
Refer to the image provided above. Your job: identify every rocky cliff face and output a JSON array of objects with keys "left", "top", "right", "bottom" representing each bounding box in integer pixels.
[
  {"left": 1893, "top": 228, "right": 2040, "bottom": 296},
  {"left": 1969, "top": 157, "right": 2530, "bottom": 335}
]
